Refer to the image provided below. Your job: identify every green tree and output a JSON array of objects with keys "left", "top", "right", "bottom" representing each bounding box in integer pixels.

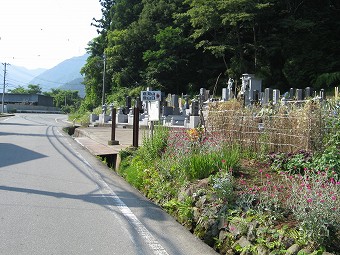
[
  {"left": 27, "top": 84, "right": 42, "bottom": 94},
  {"left": 44, "top": 89, "right": 82, "bottom": 113},
  {"left": 8, "top": 86, "right": 27, "bottom": 93},
  {"left": 9, "top": 84, "right": 42, "bottom": 94}
]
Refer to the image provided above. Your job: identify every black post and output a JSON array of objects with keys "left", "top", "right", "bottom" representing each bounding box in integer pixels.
[
  {"left": 133, "top": 107, "right": 139, "bottom": 148},
  {"left": 108, "top": 107, "right": 119, "bottom": 145}
]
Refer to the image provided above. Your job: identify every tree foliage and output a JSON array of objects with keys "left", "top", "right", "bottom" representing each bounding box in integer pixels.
[
  {"left": 44, "top": 89, "right": 82, "bottom": 113},
  {"left": 9, "top": 84, "right": 42, "bottom": 94},
  {"left": 81, "top": 0, "right": 340, "bottom": 110}
]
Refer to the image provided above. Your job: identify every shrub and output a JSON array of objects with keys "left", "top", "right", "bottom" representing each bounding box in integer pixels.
[
  {"left": 283, "top": 169, "right": 339, "bottom": 245},
  {"left": 236, "top": 170, "right": 287, "bottom": 213},
  {"left": 139, "top": 125, "right": 169, "bottom": 162},
  {"left": 212, "top": 169, "right": 234, "bottom": 203},
  {"left": 268, "top": 150, "right": 313, "bottom": 175},
  {"left": 312, "top": 115, "right": 340, "bottom": 175}
]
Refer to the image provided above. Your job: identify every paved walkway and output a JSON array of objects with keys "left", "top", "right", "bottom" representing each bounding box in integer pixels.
[{"left": 73, "top": 126, "right": 147, "bottom": 156}]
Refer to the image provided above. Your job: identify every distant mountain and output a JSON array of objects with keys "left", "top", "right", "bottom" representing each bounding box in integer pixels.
[
  {"left": 29, "top": 54, "right": 88, "bottom": 92},
  {"left": 5, "top": 65, "right": 46, "bottom": 88},
  {"left": 59, "top": 77, "right": 86, "bottom": 98}
]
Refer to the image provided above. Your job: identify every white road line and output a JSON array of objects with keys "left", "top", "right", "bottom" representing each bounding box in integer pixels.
[
  {"left": 1, "top": 116, "right": 15, "bottom": 122},
  {"left": 60, "top": 130, "right": 169, "bottom": 255}
]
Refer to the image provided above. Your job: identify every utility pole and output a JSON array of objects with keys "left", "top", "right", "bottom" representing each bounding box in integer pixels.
[
  {"left": 1, "top": 63, "right": 9, "bottom": 114},
  {"left": 101, "top": 54, "right": 106, "bottom": 107}
]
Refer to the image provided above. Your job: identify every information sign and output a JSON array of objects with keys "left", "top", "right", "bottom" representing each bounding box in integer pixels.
[{"left": 141, "top": 91, "right": 161, "bottom": 101}]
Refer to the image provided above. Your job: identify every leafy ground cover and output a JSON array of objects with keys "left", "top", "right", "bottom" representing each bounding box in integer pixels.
[{"left": 116, "top": 101, "right": 339, "bottom": 254}]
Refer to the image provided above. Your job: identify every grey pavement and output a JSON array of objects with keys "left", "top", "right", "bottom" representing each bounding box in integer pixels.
[
  {"left": 73, "top": 125, "right": 147, "bottom": 156},
  {"left": 1, "top": 114, "right": 218, "bottom": 255}
]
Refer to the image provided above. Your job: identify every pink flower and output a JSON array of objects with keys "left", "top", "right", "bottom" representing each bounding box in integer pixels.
[
  {"left": 307, "top": 198, "right": 313, "bottom": 203},
  {"left": 221, "top": 159, "right": 226, "bottom": 164},
  {"left": 259, "top": 169, "right": 263, "bottom": 173},
  {"left": 331, "top": 196, "right": 337, "bottom": 201}
]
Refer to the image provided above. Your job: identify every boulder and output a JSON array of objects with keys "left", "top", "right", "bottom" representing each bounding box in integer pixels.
[{"left": 285, "top": 244, "right": 300, "bottom": 255}]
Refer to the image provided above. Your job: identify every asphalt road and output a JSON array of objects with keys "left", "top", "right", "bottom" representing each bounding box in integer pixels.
[{"left": 0, "top": 114, "right": 217, "bottom": 255}]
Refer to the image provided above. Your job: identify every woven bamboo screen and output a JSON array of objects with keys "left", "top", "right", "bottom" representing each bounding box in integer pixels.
[{"left": 206, "top": 100, "right": 325, "bottom": 153}]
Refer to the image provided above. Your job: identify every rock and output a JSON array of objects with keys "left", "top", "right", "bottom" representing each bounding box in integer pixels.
[
  {"left": 229, "top": 222, "right": 241, "bottom": 237},
  {"left": 196, "top": 178, "right": 210, "bottom": 189},
  {"left": 282, "top": 237, "right": 295, "bottom": 249},
  {"left": 225, "top": 249, "right": 234, "bottom": 255},
  {"left": 192, "top": 207, "right": 201, "bottom": 222},
  {"left": 229, "top": 218, "right": 248, "bottom": 237},
  {"left": 218, "top": 230, "right": 226, "bottom": 242},
  {"left": 203, "top": 230, "right": 215, "bottom": 247},
  {"left": 298, "top": 248, "right": 312, "bottom": 254},
  {"left": 218, "top": 217, "right": 228, "bottom": 230},
  {"left": 285, "top": 244, "right": 300, "bottom": 255},
  {"left": 257, "top": 245, "right": 269, "bottom": 255},
  {"left": 247, "top": 221, "right": 258, "bottom": 241},
  {"left": 240, "top": 251, "right": 251, "bottom": 255},
  {"left": 232, "top": 236, "right": 251, "bottom": 249},
  {"left": 195, "top": 195, "right": 207, "bottom": 208},
  {"left": 211, "top": 222, "right": 219, "bottom": 237}
]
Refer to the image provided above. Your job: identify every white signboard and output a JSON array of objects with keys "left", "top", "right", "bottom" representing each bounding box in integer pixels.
[
  {"left": 148, "top": 101, "right": 161, "bottom": 121},
  {"left": 141, "top": 91, "right": 161, "bottom": 101}
]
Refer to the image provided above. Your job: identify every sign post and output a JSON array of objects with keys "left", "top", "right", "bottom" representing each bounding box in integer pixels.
[{"left": 141, "top": 90, "right": 162, "bottom": 139}]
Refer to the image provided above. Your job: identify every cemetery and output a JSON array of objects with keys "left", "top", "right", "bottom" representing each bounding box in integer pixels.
[
  {"left": 89, "top": 73, "right": 334, "bottom": 155},
  {"left": 71, "top": 2, "right": 339, "bottom": 252},
  {"left": 84, "top": 74, "right": 339, "bottom": 255}
]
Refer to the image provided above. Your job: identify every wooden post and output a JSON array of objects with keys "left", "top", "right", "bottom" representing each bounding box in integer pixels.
[
  {"left": 108, "top": 107, "right": 119, "bottom": 145},
  {"left": 133, "top": 107, "right": 139, "bottom": 148}
]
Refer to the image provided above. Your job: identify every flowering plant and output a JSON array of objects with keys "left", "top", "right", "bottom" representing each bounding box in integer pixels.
[{"left": 283, "top": 169, "right": 339, "bottom": 244}]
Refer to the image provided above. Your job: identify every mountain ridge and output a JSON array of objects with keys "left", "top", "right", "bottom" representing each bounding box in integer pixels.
[{"left": 29, "top": 54, "right": 88, "bottom": 92}]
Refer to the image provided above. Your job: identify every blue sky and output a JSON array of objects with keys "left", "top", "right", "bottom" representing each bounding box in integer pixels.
[{"left": 0, "top": 0, "right": 102, "bottom": 69}]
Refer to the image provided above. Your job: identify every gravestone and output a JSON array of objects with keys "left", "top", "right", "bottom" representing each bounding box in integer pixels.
[
  {"left": 263, "top": 88, "right": 273, "bottom": 105},
  {"left": 125, "top": 96, "right": 131, "bottom": 109},
  {"left": 117, "top": 107, "right": 128, "bottom": 123},
  {"left": 167, "top": 94, "right": 172, "bottom": 106},
  {"left": 102, "top": 104, "right": 107, "bottom": 114},
  {"left": 222, "top": 88, "right": 228, "bottom": 101},
  {"left": 172, "top": 94, "right": 180, "bottom": 115},
  {"left": 227, "top": 78, "right": 234, "bottom": 100},
  {"left": 320, "top": 89, "right": 326, "bottom": 100},
  {"left": 305, "top": 87, "right": 313, "bottom": 98},
  {"left": 200, "top": 88, "right": 209, "bottom": 102},
  {"left": 191, "top": 100, "right": 199, "bottom": 116},
  {"left": 183, "top": 95, "right": 190, "bottom": 109},
  {"left": 296, "top": 89, "right": 303, "bottom": 101},
  {"left": 240, "top": 74, "right": 262, "bottom": 104},
  {"left": 162, "top": 106, "right": 173, "bottom": 116},
  {"left": 289, "top": 88, "right": 295, "bottom": 100},
  {"left": 251, "top": 90, "right": 260, "bottom": 104},
  {"left": 273, "top": 89, "right": 280, "bottom": 105},
  {"left": 135, "top": 96, "right": 143, "bottom": 113}
]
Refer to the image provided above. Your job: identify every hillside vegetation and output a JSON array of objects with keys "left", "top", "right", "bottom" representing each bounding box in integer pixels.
[{"left": 80, "top": 0, "right": 340, "bottom": 111}]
